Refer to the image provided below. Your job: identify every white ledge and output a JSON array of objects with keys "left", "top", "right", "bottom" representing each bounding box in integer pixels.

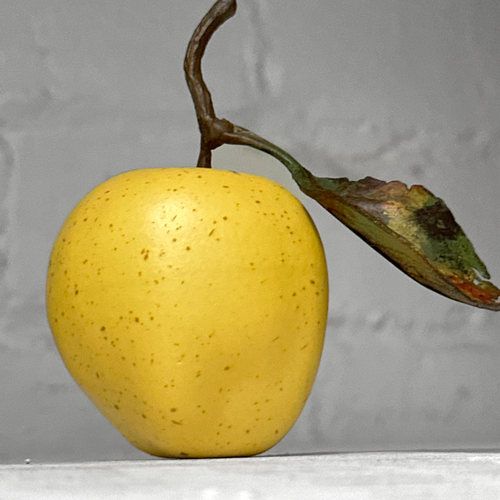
[{"left": 2, "top": 452, "right": 500, "bottom": 499}]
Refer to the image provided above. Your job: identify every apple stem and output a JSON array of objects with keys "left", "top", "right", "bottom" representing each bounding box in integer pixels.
[
  {"left": 184, "top": 0, "right": 316, "bottom": 191},
  {"left": 184, "top": 0, "right": 237, "bottom": 168}
]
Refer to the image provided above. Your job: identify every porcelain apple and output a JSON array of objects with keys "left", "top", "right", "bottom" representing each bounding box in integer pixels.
[{"left": 46, "top": 167, "right": 328, "bottom": 457}]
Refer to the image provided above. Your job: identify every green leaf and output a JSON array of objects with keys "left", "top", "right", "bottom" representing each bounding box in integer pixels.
[
  {"left": 225, "top": 129, "right": 500, "bottom": 310},
  {"left": 301, "top": 174, "right": 500, "bottom": 310}
]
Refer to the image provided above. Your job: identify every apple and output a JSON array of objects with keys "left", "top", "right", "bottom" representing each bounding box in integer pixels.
[{"left": 46, "top": 167, "right": 328, "bottom": 458}]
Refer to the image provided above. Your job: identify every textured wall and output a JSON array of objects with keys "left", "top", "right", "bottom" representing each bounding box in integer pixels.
[{"left": 1, "top": 0, "right": 499, "bottom": 463}]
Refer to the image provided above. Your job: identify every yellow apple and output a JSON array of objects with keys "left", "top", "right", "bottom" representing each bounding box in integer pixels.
[{"left": 46, "top": 167, "right": 328, "bottom": 458}]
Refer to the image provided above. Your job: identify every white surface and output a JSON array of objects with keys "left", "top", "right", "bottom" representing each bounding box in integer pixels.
[{"left": 2, "top": 452, "right": 500, "bottom": 499}]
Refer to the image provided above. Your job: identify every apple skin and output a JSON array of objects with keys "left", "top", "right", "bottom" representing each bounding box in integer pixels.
[{"left": 46, "top": 167, "right": 328, "bottom": 458}]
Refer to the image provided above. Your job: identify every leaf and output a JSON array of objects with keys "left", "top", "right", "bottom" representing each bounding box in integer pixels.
[
  {"left": 297, "top": 173, "right": 500, "bottom": 310},
  {"left": 222, "top": 129, "right": 500, "bottom": 310}
]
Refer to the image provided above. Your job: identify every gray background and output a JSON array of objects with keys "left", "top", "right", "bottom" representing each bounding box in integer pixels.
[{"left": 1, "top": 0, "right": 499, "bottom": 463}]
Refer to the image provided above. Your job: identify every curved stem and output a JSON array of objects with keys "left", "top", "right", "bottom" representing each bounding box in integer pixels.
[
  {"left": 184, "top": 0, "right": 237, "bottom": 167},
  {"left": 184, "top": 0, "right": 314, "bottom": 188}
]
